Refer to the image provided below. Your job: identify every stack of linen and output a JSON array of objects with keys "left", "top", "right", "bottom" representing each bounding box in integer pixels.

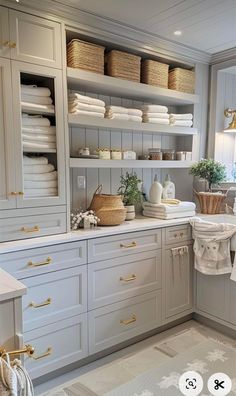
[
  {"left": 23, "top": 155, "right": 58, "bottom": 197},
  {"left": 170, "top": 113, "right": 193, "bottom": 127},
  {"left": 143, "top": 201, "right": 196, "bottom": 219},
  {"left": 105, "top": 106, "right": 142, "bottom": 122},
  {"left": 68, "top": 92, "right": 105, "bottom": 118},
  {"left": 22, "top": 114, "right": 56, "bottom": 151},
  {"left": 21, "top": 84, "right": 54, "bottom": 112},
  {"left": 142, "top": 105, "right": 169, "bottom": 124}
]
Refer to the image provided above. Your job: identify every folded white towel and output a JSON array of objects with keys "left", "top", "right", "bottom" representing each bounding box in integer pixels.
[
  {"left": 142, "top": 118, "right": 169, "bottom": 125},
  {"left": 105, "top": 105, "right": 128, "bottom": 114},
  {"left": 68, "top": 101, "right": 105, "bottom": 114},
  {"left": 143, "top": 201, "right": 196, "bottom": 213},
  {"left": 106, "top": 113, "right": 129, "bottom": 120},
  {"left": 24, "top": 171, "right": 57, "bottom": 181},
  {"left": 24, "top": 188, "right": 57, "bottom": 197},
  {"left": 68, "top": 92, "right": 105, "bottom": 107},
  {"left": 128, "top": 115, "right": 142, "bottom": 122},
  {"left": 23, "top": 164, "right": 55, "bottom": 174},
  {"left": 128, "top": 109, "right": 142, "bottom": 116},
  {"left": 23, "top": 141, "right": 56, "bottom": 150},
  {"left": 141, "top": 105, "right": 168, "bottom": 113},
  {"left": 21, "top": 85, "right": 51, "bottom": 97},
  {"left": 21, "top": 94, "right": 53, "bottom": 105},
  {"left": 170, "top": 119, "right": 193, "bottom": 127},
  {"left": 68, "top": 109, "right": 104, "bottom": 118},
  {"left": 24, "top": 180, "right": 58, "bottom": 189},
  {"left": 21, "top": 102, "right": 55, "bottom": 112},
  {"left": 23, "top": 155, "right": 48, "bottom": 165},
  {"left": 22, "top": 126, "right": 56, "bottom": 135},
  {"left": 22, "top": 114, "right": 51, "bottom": 127},
  {"left": 142, "top": 113, "right": 169, "bottom": 119},
  {"left": 143, "top": 210, "right": 196, "bottom": 220},
  {"left": 170, "top": 113, "right": 193, "bottom": 120},
  {"left": 22, "top": 133, "right": 56, "bottom": 143}
]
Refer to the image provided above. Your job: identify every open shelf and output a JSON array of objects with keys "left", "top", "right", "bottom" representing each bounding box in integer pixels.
[
  {"left": 21, "top": 103, "right": 55, "bottom": 116},
  {"left": 67, "top": 68, "right": 199, "bottom": 106},
  {"left": 68, "top": 114, "right": 197, "bottom": 136},
  {"left": 23, "top": 148, "right": 57, "bottom": 153},
  {"left": 70, "top": 158, "right": 194, "bottom": 169}
]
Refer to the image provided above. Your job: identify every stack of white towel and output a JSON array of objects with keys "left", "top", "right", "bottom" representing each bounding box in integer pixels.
[
  {"left": 143, "top": 201, "right": 196, "bottom": 220},
  {"left": 142, "top": 105, "right": 169, "bottom": 124},
  {"left": 23, "top": 156, "right": 58, "bottom": 197},
  {"left": 105, "top": 106, "right": 142, "bottom": 122},
  {"left": 21, "top": 84, "right": 54, "bottom": 112},
  {"left": 68, "top": 92, "right": 106, "bottom": 118},
  {"left": 170, "top": 113, "right": 193, "bottom": 127},
  {"left": 22, "top": 114, "right": 56, "bottom": 151}
]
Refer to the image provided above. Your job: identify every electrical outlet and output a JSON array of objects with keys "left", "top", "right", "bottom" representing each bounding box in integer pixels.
[{"left": 77, "top": 176, "right": 86, "bottom": 189}]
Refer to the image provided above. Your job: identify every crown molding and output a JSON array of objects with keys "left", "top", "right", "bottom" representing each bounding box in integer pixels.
[
  {"left": 211, "top": 47, "right": 236, "bottom": 65},
  {"left": 0, "top": 0, "right": 211, "bottom": 65}
]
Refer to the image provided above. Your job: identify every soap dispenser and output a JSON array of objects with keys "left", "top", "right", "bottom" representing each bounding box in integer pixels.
[
  {"left": 149, "top": 174, "right": 162, "bottom": 204},
  {"left": 162, "top": 174, "right": 175, "bottom": 199}
]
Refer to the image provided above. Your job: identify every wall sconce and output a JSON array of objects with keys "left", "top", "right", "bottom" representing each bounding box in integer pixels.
[{"left": 224, "top": 108, "right": 236, "bottom": 132}]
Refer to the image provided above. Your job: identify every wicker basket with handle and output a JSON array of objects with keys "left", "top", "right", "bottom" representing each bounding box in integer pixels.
[{"left": 194, "top": 191, "right": 227, "bottom": 214}]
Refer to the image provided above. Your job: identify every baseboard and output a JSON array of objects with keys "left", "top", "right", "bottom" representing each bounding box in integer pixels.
[{"left": 194, "top": 313, "right": 236, "bottom": 339}]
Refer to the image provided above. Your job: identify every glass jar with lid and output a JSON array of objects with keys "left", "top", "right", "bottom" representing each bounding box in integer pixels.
[
  {"left": 162, "top": 149, "right": 175, "bottom": 160},
  {"left": 148, "top": 148, "right": 163, "bottom": 160}
]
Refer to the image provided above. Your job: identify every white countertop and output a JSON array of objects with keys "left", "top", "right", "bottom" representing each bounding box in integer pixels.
[
  {"left": 0, "top": 269, "right": 26, "bottom": 302},
  {"left": 0, "top": 215, "right": 192, "bottom": 254}
]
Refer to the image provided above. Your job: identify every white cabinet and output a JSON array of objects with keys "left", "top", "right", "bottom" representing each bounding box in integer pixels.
[
  {"left": 9, "top": 10, "right": 62, "bottom": 68},
  {"left": 0, "top": 57, "right": 15, "bottom": 210},
  {"left": 0, "top": 7, "right": 10, "bottom": 58}
]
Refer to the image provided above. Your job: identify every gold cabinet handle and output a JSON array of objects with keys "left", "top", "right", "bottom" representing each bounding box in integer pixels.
[
  {"left": 174, "top": 233, "right": 178, "bottom": 238},
  {"left": 120, "top": 274, "right": 137, "bottom": 282},
  {"left": 32, "top": 347, "right": 52, "bottom": 360},
  {"left": 1, "top": 41, "right": 10, "bottom": 48},
  {"left": 120, "top": 314, "right": 137, "bottom": 325},
  {"left": 21, "top": 225, "right": 40, "bottom": 233},
  {"left": 120, "top": 242, "right": 137, "bottom": 248},
  {"left": 27, "top": 256, "right": 52, "bottom": 267},
  {"left": 8, "top": 41, "right": 16, "bottom": 49},
  {"left": 9, "top": 191, "right": 17, "bottom": 196},
  {"left": 180, "top": 232, "right": 184, "bottom": 237},
  {"left": 29, "top": 298, "right": 52, "bottom": 309},
  {"left": 18, "top": 191, "right": 24, "bottom": 196}
]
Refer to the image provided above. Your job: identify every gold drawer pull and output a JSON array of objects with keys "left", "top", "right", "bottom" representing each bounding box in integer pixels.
[
  {"left": 120, "top": 242, "right": 137, "bottom": 248},
  {"left": 21, "top": 225, "right": 40, "bottom": 233},
  {"left": 120, "top": 314, "right": 137, "bottom": 325},
  {"left": 1, "top": 41, "right": 10, "bottom": 48},
  {"left": 18, "top": 191, "right": 24, "bottom": 196},
  {"left": 9, "top": 191, "right": 17, "bottom": 196},
  {"left": 8, "top": 41, "right": 16, "bottom": 49},
  {"left": 120, "top": 274, "right": 137, "bottom": 282},
  {"left": 29, "top": 298, "right": 52, "bottom": 309},
  {"left": 32, "top": 347, "right": 52, "bottom": 360},
  {"left": 28, "top": 256, "right": 52, "bottom": 267}
]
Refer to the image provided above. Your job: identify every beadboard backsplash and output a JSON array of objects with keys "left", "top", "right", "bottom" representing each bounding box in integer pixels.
[{"left": 70, "top": 91, "right": 194, "bottom": 210}]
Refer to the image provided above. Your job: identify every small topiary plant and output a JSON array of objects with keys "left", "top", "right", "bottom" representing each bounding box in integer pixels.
[
  {"left": 118, "top": 172, "right": 142, "bottom": 206},
  {"left": 189, "top": 159, "right": 226, "bottom": 192}
]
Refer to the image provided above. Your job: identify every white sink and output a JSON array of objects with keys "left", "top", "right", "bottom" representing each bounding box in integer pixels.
[{"left": 198, "top": 214, "right": 236, "bottom": 250}]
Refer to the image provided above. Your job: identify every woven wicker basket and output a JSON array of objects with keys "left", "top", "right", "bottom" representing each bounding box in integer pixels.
[
  {"left": 105, "top": 50, "right": 141, "bottom": 82},
  {"left": 141, "top": 59, "right": 169, "bottom": 88},
  {"left": 96, "top": 207, "right": 127, "bottom": 226},
  {"left": 168, "top": 68, "right": 195, "bottom": 94},
  {"left": 67, "top": 39, "right": 105, "bottom": 74},
  {"left": 194, "top": 191, "right": 227, "bottom": 214}
]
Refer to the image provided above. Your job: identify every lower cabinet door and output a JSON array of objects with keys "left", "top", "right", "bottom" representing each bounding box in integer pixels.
[
  {"left": 24, "top": 314, "right": 88, "bottom": 379},
  {"left": 230, "top": 280, "right": 236, "bottom": 325},
  {"left": 88, "top": 291, "right": 162, "bottom": 354},
  {"left": 164, "top": 244, "right": 193, "bottom": 319}
]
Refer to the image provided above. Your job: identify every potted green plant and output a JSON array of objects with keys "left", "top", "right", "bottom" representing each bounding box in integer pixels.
[
  {"left": 118, "top": 172, "right": 142, "bottom": 220},
  {"left": 189, "top": 159, "right": 226, "bottom": 214}
]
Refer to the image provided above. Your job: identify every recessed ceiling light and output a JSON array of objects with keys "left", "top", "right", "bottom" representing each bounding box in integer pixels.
[{"left": 174, "top": 30, "right": 182, "bottom": 36}]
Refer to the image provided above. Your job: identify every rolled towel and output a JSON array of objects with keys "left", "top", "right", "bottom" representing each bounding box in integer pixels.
[
  {"left": 170, "top": 113, "right": 193, "bottom": 120},
  {"left": 143, "top": 210, "right": 196, "bottom": 220},
  {"left": 21, "top": 102, "right": 55, "bottom": 112},
  {"left": 170, "top": 119, "right": 193, "bottom": 127},
  {"left": 141, "top": 105, "right": 168, "bottom": 113},
  {"left": 24, "top": 171, "right": 57, "bottom": 181},
  {"left": 105, "top": 113, "right": 129, "bottom": 120},
  {"left": 105, "top": 105, "right": 128, "bottom": 114},
  {"left": 128, "top": 115, "right": 142, "bottom": 122},
  {"left": 22, "top": 114, "right": 50, "bottom": 127},
  {"left": 24, "top": 180, "right": 58, "bottom": 189},
  {"left": 23, "top": 155, "right": 48, "bottom": 165},
  {"left": 23, "top": 141, "right": 56, "bottom": 149},
  {"left": 143, "top": 201, "right": 196, "bottom": 212},
  {"left": 22, "top": 126, "right": 56, "bottom": 135},
  {"left": 24, "top": 188, "right": 57, "bottom": 197},
  {"left": 21, "top": 94, "right": 53, "bottom": 105},
  {"left": 142, "top": 118, "right": 169, "bottom": 125},
  {"left": 68, "top": 102, "right": 105, "bottom": 114},
  {"left": 21, "top": 85, "right": 51, "bottom": 97},
  {"left": 68, "top": 109, "right": 104, "bottom": 118},
  {"left": 142, "top": 113, "right": 169, "bottom": 119},
  {"left": 68, "top": 92, "right": 105, "bottom": 107},
  {"left": 23, "top": 164, "right": 55, "bottom": 174},
  {"left": 22, "top": 133, "right": 56, "bottom": 143}
]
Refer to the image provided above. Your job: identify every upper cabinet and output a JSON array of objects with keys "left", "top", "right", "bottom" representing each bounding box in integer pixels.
[{"left": 0, "top": 7, "right": 10, "bottom": 58}]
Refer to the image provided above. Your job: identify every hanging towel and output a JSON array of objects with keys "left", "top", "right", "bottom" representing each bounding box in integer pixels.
[
  {"left": 23, "top": 141, "right": 56, "bottom": 150},
  {"left": 21, "top": 102, "right": 55, "bottom": 112},
  {"left": 22, "top": 126, "right": 56, "bottom": 135},
  {"left": 24, "top": 171, "right": 57, "bottom": 181},
  {"left": 21, "top": 94, "right": 53, "bottom": 105},
  {"left": 23, "top": 155, "right": 48, "bottom": 165},
  {"left": 22, "top": 115, "right": 50, "bottom": 127},
  {"left": 143, "top": 210, "right": 195, "bottom": 219},
  {"left": 141, "top": 105, "right": 168, "bottom": 113},
  {"left": 142, "top": 112, "right": 169, "bottom": 119},
  {"left": 0, "top": 356, "right": 18, "bottom": 396},
  {"left": 11, "top": 359, "right": 34, "bottom": 396},
  {"left": 23, "top": 164, "right": 55, "bottom": 174},
  {"left": 22, "top": 133, "right": 56, "bottom": 143},
  {"left": 68, "top": 109, "right": 104, "bottom": 118},
  {"left": 21, "top": 84, "right": 51, "bottom": 97},
  {"left": 24, "top": 188, "right": 57, "bottom": 197},
  {"left": 142, "top": 117, "right": 169, "bottom": 125},
  {"left": 170, "top": 113, "right": 193, "bottom": 120},
  {"left": 24, "top": 180, "right": 58, "bottom": 189},
  {"left": 68, "top": 101, "right": 105, "bottom": 114},
  {"left": 68, "top": 92, "right": 105, "bottom": 107},
  {"left": 169, "top": 119, "right": 193, "bottom": 127},
  {"left": 143, "top": 201, "right": 196, "bottom": 212}
]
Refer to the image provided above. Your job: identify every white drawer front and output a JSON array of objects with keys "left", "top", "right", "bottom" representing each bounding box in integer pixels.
[
  {"left": 0, "top": 241, "right": 87, "bottom": 279},
  {"left": 24, "top": 314, "right": 88, "bottom": 379},
  {"left": 88, "top": 291, "right": 161, "bottom": 354},
  {"left": 23, "top": 266, "right": 87, "bottom": 332},
  {"left": 88, "top": 250, "right": 161, "bottom": 310},
  {"left": 88, "top": 229, "right": 161, "bottom": 263},
  {"left": 165, "top": 225, "right": 192, "bottom": 246},
  {"left": 0, "top": 213, "right": 66, "bottom": 242}
]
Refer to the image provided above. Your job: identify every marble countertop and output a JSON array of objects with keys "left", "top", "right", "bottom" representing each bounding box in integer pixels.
[
  {"left": 0, "top": 269, "right": 26, "bottom": 302},
  {"left": 0, "top": 215, "right": 192, "bottom": 254}
]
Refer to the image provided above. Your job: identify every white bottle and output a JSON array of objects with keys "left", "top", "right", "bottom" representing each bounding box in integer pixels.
[
  {"left": 162, "top": 174, "right": 175, "bottom": 199},
  {"left": 233, "top": 197, "right": 236, "bottom": 215},
  {"left": 149, "top": 174, "right": 162, "bottom": 204}
]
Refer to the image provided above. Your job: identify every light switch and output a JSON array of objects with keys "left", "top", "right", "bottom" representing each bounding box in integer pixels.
[{"left": 77, "top": 176, "right": 86, "bottom": 189}]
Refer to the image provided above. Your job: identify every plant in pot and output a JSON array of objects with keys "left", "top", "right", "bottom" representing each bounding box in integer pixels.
[
  {"left": 189, "top": 158, "right": 226, "bottom": 214},
  {"left": 118, "top": 172, "right": 142, "bottom": 220}
]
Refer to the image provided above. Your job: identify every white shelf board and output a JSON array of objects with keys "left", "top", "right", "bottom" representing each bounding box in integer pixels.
[
  {"left": 70, "top": 158, "right": 194, "bottom": 169},
  {"left": 67, "top": 68, "right": 199, "bottom": 106},
  {"left": 21, "top": 104, "right": 55, "bottom": 116},
  {"left": 23, "top": 148, "right": 56, "bottom": 153},
  {"left": 68, "top": 114, "right": 197, "bottom": 136}
]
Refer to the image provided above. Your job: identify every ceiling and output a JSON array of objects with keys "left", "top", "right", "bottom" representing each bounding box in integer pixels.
[{"left": 54, "top": 0, "right": 236, "bottom": 54}]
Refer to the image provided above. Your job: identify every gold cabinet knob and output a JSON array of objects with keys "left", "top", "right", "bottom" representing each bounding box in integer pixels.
[
  {"left": 9, "top": 41, "right": 16, "bottom": 49},
  {"left": 18, "top": 191, "right": 24, "bottom": 196},
  {"left": 9, "top": 191, "right": 17, "bottom": 196}
]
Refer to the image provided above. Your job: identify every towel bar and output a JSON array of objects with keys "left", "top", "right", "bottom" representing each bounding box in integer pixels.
[{"left": 0, "top": 344, "right": 35, "bottom": 358}]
